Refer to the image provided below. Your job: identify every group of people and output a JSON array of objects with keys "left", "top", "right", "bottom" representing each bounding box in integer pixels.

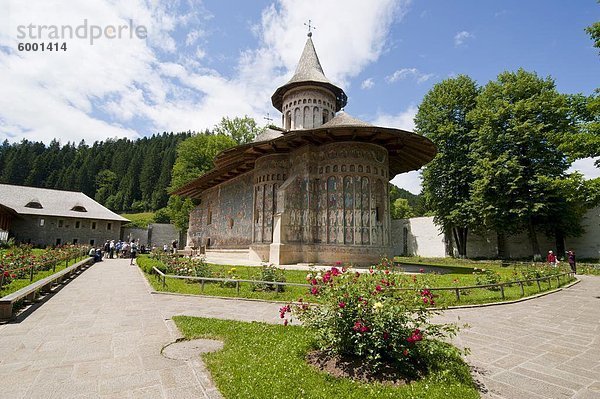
[
  {"left": 88, "top": 240, "right": 142, "bottom": 265},
  {"left": 546, "top": 249, "right": 577, "bottom": 274}
]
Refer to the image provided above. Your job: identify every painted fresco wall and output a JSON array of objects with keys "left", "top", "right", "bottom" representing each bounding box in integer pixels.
[
  {"left": 278, "top": 142, "right": 390, "bottom": 247},
  {"left": 187, "top": 172, "right": 253, "bottom": 249}
]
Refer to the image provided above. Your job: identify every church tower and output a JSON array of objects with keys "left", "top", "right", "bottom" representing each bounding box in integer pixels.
[{"left": 271, "top": 33, "right": 347, "bottom": 130}]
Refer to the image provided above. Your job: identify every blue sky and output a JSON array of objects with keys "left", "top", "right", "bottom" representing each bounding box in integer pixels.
[{"left": 0, "top": 0, "right": 598, "bottom": 193}]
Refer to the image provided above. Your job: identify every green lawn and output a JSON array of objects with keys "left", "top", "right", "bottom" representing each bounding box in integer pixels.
[
  {"left": 173, "top": 316, "right": 479, "bottom": 399},
  {"left": 120, "top": 212, "right": 155, "bottom": 228},
  {"left": 138, "top": 255, "right": 575, "bottom": 306}
]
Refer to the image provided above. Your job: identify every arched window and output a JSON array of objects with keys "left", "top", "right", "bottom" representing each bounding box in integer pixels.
[
  {"left": 294, "top": 108, "right": 301, "bottom": 129},
  {"left": 71, "top": 205, "right": 87, "bottom": 212},
  {"left": 285, "top": 111, "right": 291, "bottom": 130},
  {"left": 303, "top": 106, "right": 311, "bottom": 129},
  {"left": 322, "top": 109, "right": 329, "bottom": 124},
  {"left": 313, "top": 107, "right": 320, "bottom": 127}
]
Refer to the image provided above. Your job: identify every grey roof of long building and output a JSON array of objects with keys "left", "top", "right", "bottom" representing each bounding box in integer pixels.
[{"left": 0, "top": 184, "right": 129, "bottom": 222}]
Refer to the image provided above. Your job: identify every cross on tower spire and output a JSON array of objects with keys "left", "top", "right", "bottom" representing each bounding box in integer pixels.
[
  {"left": 263, "top": 113, "right": 273, "bottom": 124},
  {"left": 304, "top": 19, "right": 316, "bottom": 37}
]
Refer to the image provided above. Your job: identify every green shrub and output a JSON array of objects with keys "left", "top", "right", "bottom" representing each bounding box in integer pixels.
[
  {"left": 473, "top": 268, "right": 501, "bottom": 290},
  {"left": 252, "top": 264, "right": 286, "bottom": 292},
  {"left": 282, "top": 263, "right": 460, "bottom": 374}
]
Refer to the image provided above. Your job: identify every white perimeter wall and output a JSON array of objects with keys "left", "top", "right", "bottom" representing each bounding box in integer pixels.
[{"left": 391, "top": 206, "right": 600, "bottom": 260}]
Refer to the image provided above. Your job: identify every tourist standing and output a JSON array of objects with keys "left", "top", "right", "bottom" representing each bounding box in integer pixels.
[
  {"left": 546, "top": 250, "right": 557, "bottom": 267},
  {"left": 109, "top": 240, "right": 115, "bottom": 259},
  {"left": 568, "top": 250, "right": 576, "bottom": 274}
]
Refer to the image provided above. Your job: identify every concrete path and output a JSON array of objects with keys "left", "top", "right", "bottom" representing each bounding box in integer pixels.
[
  {"left": 1, "top": 258, "right": 599, "bottom": 399},
  {"left": 0, "top": 258, "right": 221, "bottom": 399},
  {"left": 436, "top": 275, "right": 600, "bottom": 399}
]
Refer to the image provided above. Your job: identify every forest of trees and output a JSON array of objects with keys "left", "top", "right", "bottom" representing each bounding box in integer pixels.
[{"left": 0, "top": 132, "right": 190, "bottom": 213}]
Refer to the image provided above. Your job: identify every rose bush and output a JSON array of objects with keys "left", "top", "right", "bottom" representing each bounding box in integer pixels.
[{"left": 281, "top": 262, "right": 461, "bottom": 374}]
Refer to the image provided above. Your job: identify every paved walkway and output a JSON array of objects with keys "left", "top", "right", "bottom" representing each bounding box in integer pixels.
[
  {"left": 1, "top": 258, "right": 599, "bottom": 399},
  {"left": 0, "top": 259, "right": 222, "bottom": 399}
]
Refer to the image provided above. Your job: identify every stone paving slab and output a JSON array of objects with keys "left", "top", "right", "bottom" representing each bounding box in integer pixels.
[{"left": 0, "top": 259, "right": 221, "bottom": 399}]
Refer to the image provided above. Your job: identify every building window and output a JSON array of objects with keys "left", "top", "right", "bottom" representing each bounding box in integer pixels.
[
  {"left": 207, "top": 206, "right": 212, "bottom": 225},
  {"left": 91, "top": 221, "right": 96, "bottom": 230},
  {"left": 56, "top": 238, "right": 61, "bottom": 246},
  {"left": 73, "top": 238, "right": 78, "bottom": 244},
  {"left": 90, "top": 239, "right": 95, "bottom": 246},
  {"left": 58, "top": 220, "right": 64, "bottom": 228},
  {"left": 71, "top": 206, "right": 87, "bottom": 212},
  {"left": 75, "top": 221, "right": 80, "bottom": 229},
  {"left": 107, "top": 223, "right": 112, "bottom": 230},
  {"left": 39, "top": 218, "right": 45, "bottom": 227}
]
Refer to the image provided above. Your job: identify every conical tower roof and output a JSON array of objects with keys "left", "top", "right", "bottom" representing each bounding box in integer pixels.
[{"left": 271, "top": 36, "right": 347, "bottom": 112}]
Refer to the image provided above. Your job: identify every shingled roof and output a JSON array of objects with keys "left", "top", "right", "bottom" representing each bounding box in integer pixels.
[
  {"left": 0, "top": 184, "right": 129, "bottom": 222},
  {"left": 271, "top": 37, "right": 347, "bottom": 112},
  {"left": 173, "top": 112, "right": 436, "bottom": 199}
]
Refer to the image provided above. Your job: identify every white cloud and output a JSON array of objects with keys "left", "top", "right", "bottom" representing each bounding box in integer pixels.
[
  {"left": 371, "top": 105, "right": 418, "bottom": 131},
  {"left": 386, "top": 68, "right": 434, "bottom": 84},
  {"left": 0, "top": 0, "right": 410, "bottom": 145},
  {"left": 361, "top": 78, "right": 374, "bottom": 89},
  {"left": 454, "top": 30, "right": 473, "bottom": 46},
  {"left": 390, "top": 170, "right": 422, "bottom": 195}
]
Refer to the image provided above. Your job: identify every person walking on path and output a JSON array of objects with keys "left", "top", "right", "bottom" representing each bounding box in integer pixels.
[
  {"left": 568, "top": 250, "right": 576, "bottom": 274},
  {"left": 130, "top": 240, "right": 138, "bottom": 265},
  {"left": 547, "top": 250, "right": 558, "bottom": 267}
]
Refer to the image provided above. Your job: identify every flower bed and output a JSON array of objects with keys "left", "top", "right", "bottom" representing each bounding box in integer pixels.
[{"left": 0, "top": 245, "right": 87, "bottom": 296}]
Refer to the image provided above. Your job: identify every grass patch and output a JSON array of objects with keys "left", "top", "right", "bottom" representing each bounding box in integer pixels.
[
  {"left": 120, "top": 212, "right": 155, "bottom": 228},
  {"left": 173, "top": 316, "right": 479, "bottom": 399},
  {"left": 138, "top": 255, "right": 575, "bottom": 306}
]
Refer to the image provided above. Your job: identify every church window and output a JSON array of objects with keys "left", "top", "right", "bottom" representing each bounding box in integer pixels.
[
  {"left": 322, "top": 109, "right": 328, "bottom": 124},
  {"left": 294, "top": 108, "right": 301, "bottom": 129},
  {"left": 285, "top": 111, "right": 291, "bottom": 130},
  {"left": 358, "top": 165, "right": 363, "bottom": 173},
  {"left": 350, "top": 165, "right": 355, "bottom": 172},
  {"left": 318, "top": 99, "right": 322, "bottom": 104},
  {"left": 308, "top": 99, "right": 311, "bottom": 103},
  {"left": 341, "top": 165, "right": 346, "bottom": 172},
  {"left": 325, "top": 166, "right": 330, "bottom": 173},
  {"left": 313, "top": 107, "right": 320, "bottom": 127},
  {"left": 303, "top": 99, "right": 307, "bottom": 104},
  {"left": 333, "top": 165, "right": 338, "bottom": 172},
  {"left": 313, "top": 98, "right": 317, "bottom": 103},
  {"left": 366, "top": 166, "right": 371, "bottom": 173},
  {"left": 303, "top": 106, "right": 311, "bottom": 128}
]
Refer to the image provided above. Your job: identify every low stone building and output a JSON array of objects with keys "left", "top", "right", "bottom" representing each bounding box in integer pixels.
[
  {"left": 174, "top": 34, "right": 436, "bottom": 265},
  {"left": 0, "top": 184, "right": 128, "bottom": 247}
]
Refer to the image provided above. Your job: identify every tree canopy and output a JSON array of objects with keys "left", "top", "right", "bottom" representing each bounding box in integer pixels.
[{"left": 415, "top": 75, "right": 480, "bottom": 257}]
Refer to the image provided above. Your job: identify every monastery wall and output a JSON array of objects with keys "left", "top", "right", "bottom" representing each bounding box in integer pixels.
[{"left": 187, "top": 172, "right": 254, "bottom": 249}]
